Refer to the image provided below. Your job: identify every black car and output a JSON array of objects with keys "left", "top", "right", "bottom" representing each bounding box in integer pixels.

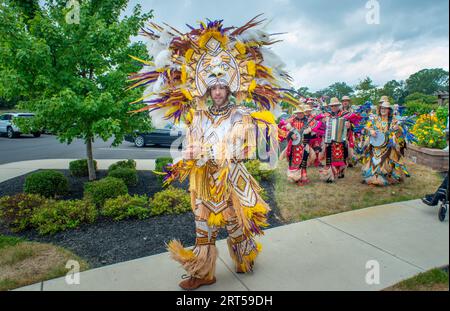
[{"left": 125, "top": 123, "right": 185, "bottom": 148}]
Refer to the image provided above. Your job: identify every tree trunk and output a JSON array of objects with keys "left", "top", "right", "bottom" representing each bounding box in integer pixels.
[{"left": 86, "top": 137, "right": 96, "bottom": 181}]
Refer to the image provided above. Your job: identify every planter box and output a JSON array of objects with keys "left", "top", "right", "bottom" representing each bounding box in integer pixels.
[{"left": 405, "top": 144, "right": 449, "bottom": 172}]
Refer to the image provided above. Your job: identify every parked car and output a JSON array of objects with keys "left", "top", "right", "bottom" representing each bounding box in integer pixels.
[
  {"left": 0, "top": 113, "right": 41, "bottom": 138},
  {"left": 125, "top": 123, "right": 185, "bottom": 148}
]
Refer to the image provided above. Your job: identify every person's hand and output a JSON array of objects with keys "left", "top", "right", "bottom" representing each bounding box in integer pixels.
[
  {"left": 392, "top": 124, "right": 399, "bottom": 131},
  {"left": 304, "top": 127, "right": 312, "bottom": 134},
  {"left": 370, "top": 130, "right": 377, "bottom": 137}
]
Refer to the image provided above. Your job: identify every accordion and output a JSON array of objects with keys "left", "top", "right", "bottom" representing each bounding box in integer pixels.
[{"left": 325, "top": 117, "right": 347, "bottom": 143}]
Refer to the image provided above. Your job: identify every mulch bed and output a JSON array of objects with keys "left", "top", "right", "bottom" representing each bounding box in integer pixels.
[{"left": 0, "top": 170, "right": 284, "bottom": 268}]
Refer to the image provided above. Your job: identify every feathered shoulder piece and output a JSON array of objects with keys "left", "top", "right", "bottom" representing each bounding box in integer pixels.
[{"left": 128, "top": 15, "right": 300, "bottom": 125}]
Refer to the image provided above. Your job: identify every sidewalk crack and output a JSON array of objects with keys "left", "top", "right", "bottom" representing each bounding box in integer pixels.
[{"left": 217, "top": 256, "right": 251, "bottom": 291}]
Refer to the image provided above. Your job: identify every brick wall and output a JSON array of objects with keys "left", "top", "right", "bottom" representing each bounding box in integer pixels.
[{"left": 405, "top": 144, "right": 449, "bottom": 172}]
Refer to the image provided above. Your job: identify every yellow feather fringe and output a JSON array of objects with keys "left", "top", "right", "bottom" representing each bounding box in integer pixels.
[
  {"left": 181, "top": 88, "right": 193, "bottom": 101},
  {"left": 167, "top": 240, "right": 196, "bottom": 262},
  {"left": 207, "top": 212, "right": 226, "bottom": 227},
  {"left": 185, "top": 49, "right": 194, "bottom": 63},
  {"left": 248, "top": 80, "right": 257, "bottom": 93},
  {"left": 181, "top": 64, "right": 187, "bottom": 84},
  {"left": 235, "top": 41, "right": 246, "bottom": 55},
  {"left": 250, "top": 111, "right": 276, "bottom": 124},
  {"left": 247, "top": 61, "right": 256, "bottom": 76}
]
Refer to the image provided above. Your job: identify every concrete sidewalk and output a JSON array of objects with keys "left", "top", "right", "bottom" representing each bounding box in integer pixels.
[
  {"left": 0, "top": 159, "right": 156, "bottom": 183},
  {"left": 14, "top": 199, "right": 449, "bottom": 291}
]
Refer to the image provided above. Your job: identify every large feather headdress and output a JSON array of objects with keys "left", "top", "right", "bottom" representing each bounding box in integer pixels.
[{"left": 128, "top": 15, "right": 300, "bottom": 126}]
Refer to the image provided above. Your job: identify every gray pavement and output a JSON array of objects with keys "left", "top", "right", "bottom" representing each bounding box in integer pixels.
[{"left": 0, "top": 134, "right": 172, "bottom": 165}]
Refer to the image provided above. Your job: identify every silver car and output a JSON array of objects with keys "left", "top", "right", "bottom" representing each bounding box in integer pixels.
[{"left": 0, "top": 113, "right": 41, "bottom": 138}]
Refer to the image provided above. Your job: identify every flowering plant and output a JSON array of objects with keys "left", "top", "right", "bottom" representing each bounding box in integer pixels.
[{"left": 411, "top": 113, "right": 447, "bottom": 149}]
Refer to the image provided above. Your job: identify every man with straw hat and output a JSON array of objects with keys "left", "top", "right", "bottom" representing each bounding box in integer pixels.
[
  {"left": 282, "top": 105, "right": 319, "bottom": 185},
  {"left": 316, "top": 97, "right": 354, "bottom": 182},
  {"left": 303, "top": 103, "right": 325, "bottom": 167}
]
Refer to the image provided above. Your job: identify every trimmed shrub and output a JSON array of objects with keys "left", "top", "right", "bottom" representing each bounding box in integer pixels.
[
  {"left": 405, "top": 92, "right": 437, "bottom": 105},
  {"left": 404, "top": 101, "right": 438, "bottom": 116},
  {"left": 244, "top": 160, "right": 275, "bottom": 182},
  {"left": 31, "top": 200, "right": 97, "bottom": 235},
  {"left": 154, "top": 157, "right": 173, "bottom": 183},
  {"left": 259, "top": 188, "right": 269, "bottom": 202},
  {"left": 83, "top": 177, "right": 128, "bottom": 207},
  {"left": 436, "top": 105, "right": 449, "bottom": 124},
  {"left": 102, "top": 194, "right": 150, "bottom": 221},
  {"left": 108, "top": 159, "right": 136, "bottom": 172},
  {"left": 107, "top": 167, "right": 138, "bottom": 187},
  {"left": 0, "top": 194, "right": 47, "bottom": 232},
  {"left": 149, "top": 187, "right": 191, "bottom": 216},
  {"left": 23, "top": 170, "right": 69, "bottom": 198},
  {"left": 69, "top": 159, "right": 98, "bottom": 177}
]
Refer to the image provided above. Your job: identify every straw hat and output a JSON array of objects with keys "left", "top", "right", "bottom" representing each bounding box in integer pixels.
[
  {"left": 380, "top": 101, "right": 392, "bottom": 109},
  {"left": 302, "top": 104, "right": 313, "bottom": 112},
  {"left": 328, "top": 97, "right": 341, "bottom": 106},
  {"left": 293, "top": 106, "right": 305, "bottom": 114},
  {"left": 341, "top": 96, "right": 351, "bottom": 101},
  {"left": 379, "top": 95, "right": 389, "bottom": 103}
]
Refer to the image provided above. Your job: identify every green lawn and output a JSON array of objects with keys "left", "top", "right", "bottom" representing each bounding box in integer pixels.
[
  {"left": 384, "top": 267, "right": 449, "bottom": 291},
  {"left": 273, "top": 160, "right": 442, "bottom": 222}
]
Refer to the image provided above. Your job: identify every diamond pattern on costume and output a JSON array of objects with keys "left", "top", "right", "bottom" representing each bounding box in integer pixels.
[
  {"left": 206, "top": 38, "right": 220, "bottom": 53},
  {"left": 229, "top": 163, "right": 257, "bottom": 207},
  {"left": 201, "top": 199, "right": 229, "bottom": 214},
  {"left": 206, "top": 131, "right": 219, "bottom": 145}
]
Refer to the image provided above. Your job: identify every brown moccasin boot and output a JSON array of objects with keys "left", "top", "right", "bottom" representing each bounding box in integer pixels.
[
  {"left": 236, "top": 266, "right": 246, "bottom": 274},
  {"left": 179, "top": 275, "right": 216, "bottom": 290}
]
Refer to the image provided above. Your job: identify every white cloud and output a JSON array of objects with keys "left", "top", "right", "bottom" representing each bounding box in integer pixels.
[
  {"left": 289, "top": 38, "right": 449, "bottom": 90},
  {"left": 127, "top": 0, "right": 449, "bottom": 91}
]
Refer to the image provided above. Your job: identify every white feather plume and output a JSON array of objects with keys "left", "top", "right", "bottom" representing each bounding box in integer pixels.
[
  {"left": 144, "top": 94, "right": 170, "bottom": 129},
  {"left": 158, "top": 29, "right": 174, "bottom": 46},
  {"left": 151, "top": 75, "right": 165, "bottom": 93},
  {"left": 260, "top": 47, "right": 286, "bottom": 70},
  {"left": 154, "top": 49, "right": 172, "bottom": 68},
  {"left": 236, "top": 29, "right": 271, "bottom": 44},
  {"left": 146, "top": 28, "right": 174, "bottom": 60}
]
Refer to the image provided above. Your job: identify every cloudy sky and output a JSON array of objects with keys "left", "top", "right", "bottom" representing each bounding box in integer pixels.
[{"left": 124, "top": 0, "right": 449, "bottom": 91}]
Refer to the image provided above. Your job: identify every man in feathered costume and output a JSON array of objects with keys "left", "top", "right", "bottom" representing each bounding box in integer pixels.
[{"left": 128, "top": 16, "right": 300, "bottom": 290}]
